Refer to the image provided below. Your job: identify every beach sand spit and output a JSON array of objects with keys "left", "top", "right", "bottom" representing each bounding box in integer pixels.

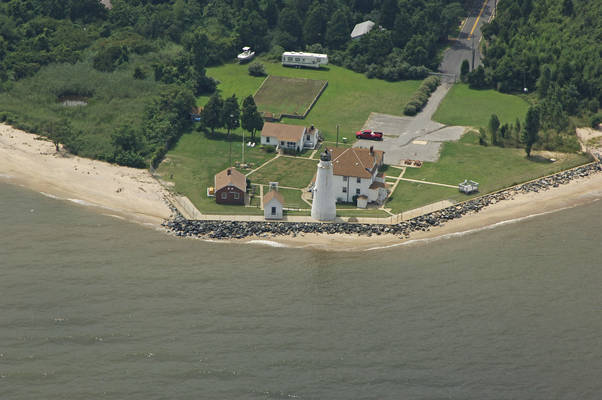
[{"left": 0, "top": 124, "right": 171, "bottom": 225}]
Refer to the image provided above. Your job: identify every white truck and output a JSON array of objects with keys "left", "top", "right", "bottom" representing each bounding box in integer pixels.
[{"left": 281, "top": 52, "right": 328, "bottom": 69}]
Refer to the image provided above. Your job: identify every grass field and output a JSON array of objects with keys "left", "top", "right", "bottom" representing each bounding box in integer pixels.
[
  {"left": 254, "top": 75, "right": 327, "bottom": 117},
  {"left": 386, "top": 131, "right": 591, "bottom": 213},
  {"left": 432, "top": 84, "right": 530, "bottom": 128},
  {"left": 248, "top": 156, "right": 317, "bottom": 188},
  {"left": 156, "top": 129, "right": 275, "bottom": 214},
  {"left": 200, "top": 60, "right": 422, "bottom": 141}
]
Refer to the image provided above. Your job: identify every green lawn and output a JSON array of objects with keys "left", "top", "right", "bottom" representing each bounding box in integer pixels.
[
  {"left": 254, "top": 75, "right": 327, "bottom": 117},
  {"left": 200, "top": 60, "right": 422, "bottom": 141},
  {"left": 248, "top": 156, "right": 317, "bottom": 188},
  {"left": 386, "top": 131, "right": 591, "bottom": 213},
  {"left": 276, "top": 187, "right": 308, "bottom": 209},
  {"left": 432, "top": 83, "right": 530, "bottom": 128},
  {"left": 156, "top": 128, "right": 274, "bottom": 214}
]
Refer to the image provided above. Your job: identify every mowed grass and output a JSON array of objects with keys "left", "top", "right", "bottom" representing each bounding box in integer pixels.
[
  {"left": 276, "top": 187, "right": 308, "bottom": 209},
  {"left": 254, "top": 75, "right": 326, "bottom": 116},
  {"left": 200, "top": 60, "right": 422, "bottom": 141},
  {"left": 156, "top": 129, "right": 275, "bottom": 214},
  {"left": 432, "top": 83, "right": 530, "bottom": 127},
  {"left": 248, "top": 156, "right": 317, "bottom": 188},
  {"left": 386, "top": 131, "right": 591, "bottom": 213}
]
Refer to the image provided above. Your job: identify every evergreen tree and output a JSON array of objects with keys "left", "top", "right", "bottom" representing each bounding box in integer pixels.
[
  {"left": 201, "top": 93, "right": 224, "bottom": 135},
  {"left": 562, "top": 0, "right": 574, "bottom": 16},
  {"left": 303, "top": 2, "right": 327, "bottom": 46},
  {"left": 241, "top": 95, "right": 264, "bottom": 140},
  {"left": 326, "top": 8, "right": 351, "bottom": 49},
  {"left": 222, "top": 94, "right": 240, "bottom": 137},
  {"left": 379, "top": 0, "right": 399, "bottom": 30},
  {"left": 522, "top": 106, "right": 540, "bottom": 158},
  {"left": 460, "top": 59, "right": 470, "bottom": 82},
  {"left": 488, "top": 114, "right": 500, "bottom": 145}
]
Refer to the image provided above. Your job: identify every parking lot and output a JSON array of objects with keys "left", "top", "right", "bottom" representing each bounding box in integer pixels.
[{"left": 353, "top": 83, "right": 465, "bottom": 164}]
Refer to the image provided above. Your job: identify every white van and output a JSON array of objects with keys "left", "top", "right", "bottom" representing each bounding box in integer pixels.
[{"left": 281, "top": 52, "right": 328, "bottom": 69}]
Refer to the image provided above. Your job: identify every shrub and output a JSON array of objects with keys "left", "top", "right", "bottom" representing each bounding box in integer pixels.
[
  {"left": 590, "top": 113, "right": 602, "bottom": 129},
  {"left": 403, "top": 76, "right": 440, "bottom": 116},
  {"left": 248, "top": 62, "right": 267, "bottom": 77}
]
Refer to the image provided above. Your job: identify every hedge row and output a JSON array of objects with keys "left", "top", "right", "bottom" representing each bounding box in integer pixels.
[{"left": 403, "top": 76, "right": 441, "bottom": 116}]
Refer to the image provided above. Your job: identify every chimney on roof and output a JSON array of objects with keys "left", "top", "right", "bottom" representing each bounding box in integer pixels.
[
  {"left": 227, "top": 169, "right": 232, "bottom": 175},
  {"left": 370, "top": 146, "right": 374, "bottom": 155}
]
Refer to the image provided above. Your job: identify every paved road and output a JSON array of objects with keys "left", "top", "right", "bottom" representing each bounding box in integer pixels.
[
  {"left": 354, "top": 0, "right": 497, "bottom": 164},
  {"left": 439, "top": 0, "right": 496, "bottom": 79}
]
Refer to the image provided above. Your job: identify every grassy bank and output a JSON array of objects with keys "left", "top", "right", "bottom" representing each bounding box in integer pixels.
[
  {"left": 432, "top": 83, "right": 530, "bottom": 127},
  {"left": 386, "top": 132, "right": 591, "bottom": 213},
  {"left": 201, "top": 60, "right": 422, "bottom": 141}
]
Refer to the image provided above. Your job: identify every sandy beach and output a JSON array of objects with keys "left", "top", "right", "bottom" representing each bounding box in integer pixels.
[
  {"left": 0, "top": 124, "right": 172, "bottom": 225},
  {"left": 2, "top": 123, "right": 602, "bottom": 249}
]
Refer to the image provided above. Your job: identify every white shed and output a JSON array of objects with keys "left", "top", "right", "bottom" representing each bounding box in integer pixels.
[
  {"left": 264, "top": 190, "right": 284, "bottom": 220},
  {"left": 351, "top": 21, "right": 375, "bottom": 40}
]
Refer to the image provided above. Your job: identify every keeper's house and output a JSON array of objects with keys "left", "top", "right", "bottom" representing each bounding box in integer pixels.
[
  {"left": 260, "top": 122, "right": 319, "bottom": 152},
  {"left": 214, "top": 167, "right": 247, "bottom": 205},
  {"left": 311, "top": 146, "right": 388, "bottom": 206}
]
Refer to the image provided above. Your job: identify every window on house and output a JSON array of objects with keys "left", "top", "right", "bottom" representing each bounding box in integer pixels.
[
  {"left": 342, "top": 187, "right": 347, "bottom": 193},
  {"left": 221, "top": 192, "right": 227, "bottom": 199},
  {"left": 356, "top": 188, "right": 361, "bottom": 195},
  {"left": 357, "top": 177, "right": 361, "bottom": 183},
  {"left": 233, "top": 192, "right": 240, "bottom": 200},
  {"left": 343, "top": 176, "right": 348, "bottom": 182},
  {"left": 295, "top": 58, "right": 300, "bottom": 61},
  {"left": 280, "top": 141, "right": 285, "bottom": 146},
  {"left": 266, "top": 137, "right": 270, "bottom": 143},
  {"left": 306, "top": 135, "right": 310, "bottom": 141},
  {"left": 287, "top": 141, "right": 295, "bottom": 147},
  {"left": 271, "top": 206, "right": 276, "bottom": 215}
]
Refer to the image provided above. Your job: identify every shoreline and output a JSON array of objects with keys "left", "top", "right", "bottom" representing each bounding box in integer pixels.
[
  {"left": 3, "top": 124, "right": 602, "bottom": 251},
  {"left": 0, "top": 124, "right": 173, "bottom": 226}
]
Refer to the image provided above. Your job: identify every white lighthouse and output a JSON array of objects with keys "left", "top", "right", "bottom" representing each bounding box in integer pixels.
[{"left": 311, "top": 149, "right": 336, "bottom": 221}]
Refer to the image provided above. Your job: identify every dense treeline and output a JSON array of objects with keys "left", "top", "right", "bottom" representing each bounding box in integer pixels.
[
  {"left": 0, "top": 0, "right": 470, "bottom": 167},
  {"left": 474, "top": 0, "right": 601, "bottom": 133}
]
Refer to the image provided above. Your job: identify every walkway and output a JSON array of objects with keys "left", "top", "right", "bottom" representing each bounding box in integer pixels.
[{"left": 389, "top": 176, "right": 457, "bottom": 189}]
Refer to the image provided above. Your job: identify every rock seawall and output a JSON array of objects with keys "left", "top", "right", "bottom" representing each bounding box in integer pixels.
[{"left": 163, "top": 162, "right": 602, "bottom": 240}]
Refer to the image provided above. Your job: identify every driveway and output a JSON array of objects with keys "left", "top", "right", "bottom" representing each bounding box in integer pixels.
[{"left": 353, "top": 0, "right": 496, "bottom": 164}]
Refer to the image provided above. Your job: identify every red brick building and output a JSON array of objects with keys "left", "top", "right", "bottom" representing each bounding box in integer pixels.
[{"left": 214, "top": 167, "right": 247, "bottom": 205}]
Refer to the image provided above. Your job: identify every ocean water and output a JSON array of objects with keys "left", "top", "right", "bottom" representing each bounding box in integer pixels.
[{"left": 1, "top": 182, "right": 601, "bottom": 399}]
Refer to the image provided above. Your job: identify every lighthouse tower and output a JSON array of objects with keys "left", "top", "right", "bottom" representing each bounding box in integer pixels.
[{"left": 311, "top": 149, "right": 336, "bottom": 221}]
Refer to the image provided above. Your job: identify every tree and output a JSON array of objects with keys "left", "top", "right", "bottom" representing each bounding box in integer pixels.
[
  {"left": 379, "top": 0, "right": 398, "bottom": 30},
  {"left": 478, "top": 127, "right": 488, "bottom": 146},
  {"left": 46, "top": 119, "right": 72, "bottom": 152},
  {"left": 303, "top": 2, "right": 327, "bottom": 45},
  {"left": 562, "top": 0, "right": 574, "bottom": 16},
  {"left": 460, "top": 59, "right": 470, "bottom": 82},
  {"left": 222, "top": 94, "right": 240, "bottom": 137},
  {"left": 241, "top": 95, "right": 264, "bottom": 140},
  {"left": 326, "top": 8, "right": 351, "bottom": 49},
  {"left": 522, "top": 106, "right": 540, "bottom": 158},
  {"left": 201, "top": 93, "right": 223, "bottom": 135},
  {"left": 488, "top": 114, "right": 500, "bottom": 145}
]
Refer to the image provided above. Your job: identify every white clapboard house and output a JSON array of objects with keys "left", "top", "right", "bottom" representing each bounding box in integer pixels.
[{"left": 260, "top": 122, "right": 319, "bottom": 152}]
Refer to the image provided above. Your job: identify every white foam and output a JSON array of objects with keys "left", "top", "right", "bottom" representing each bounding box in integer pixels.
[
  {"left": 40, "top": 191, "right": 62, "bottom": 200},
  {"left": 246, "top": 239, "right": 290, "bottom": 248},
  {"left": 0, "top": 173, "right": 13, "bottom": 179},
  {"left": 102, "top": 213, "right": 126, "bottom": 221}
]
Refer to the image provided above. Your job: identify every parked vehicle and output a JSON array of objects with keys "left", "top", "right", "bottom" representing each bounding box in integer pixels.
[
  {"left": 281, "top": 52, "right": 328, "bottom": 69},
  {"left": 355, "top": 129, "right": 383, "bottom": 140},
  {"left": 237, "top": 46, "right": 255, "bottom": 63}
]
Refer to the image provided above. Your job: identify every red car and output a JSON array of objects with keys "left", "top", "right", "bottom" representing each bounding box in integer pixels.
[{"left": 355, "top": 129, "right": 383, "bottom": 140}]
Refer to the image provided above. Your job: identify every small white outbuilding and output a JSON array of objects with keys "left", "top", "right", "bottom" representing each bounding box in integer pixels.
[
  {"left": 351, "top": 21, "right": 375, "bottom": 40},
  {"left": 264, "top": 190, "right": 284, "bottom": 220}
]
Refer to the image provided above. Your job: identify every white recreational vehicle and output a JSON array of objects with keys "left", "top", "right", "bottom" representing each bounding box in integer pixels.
[{"left": 281, "top": 52, "right": 328, "bottom": 69}]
